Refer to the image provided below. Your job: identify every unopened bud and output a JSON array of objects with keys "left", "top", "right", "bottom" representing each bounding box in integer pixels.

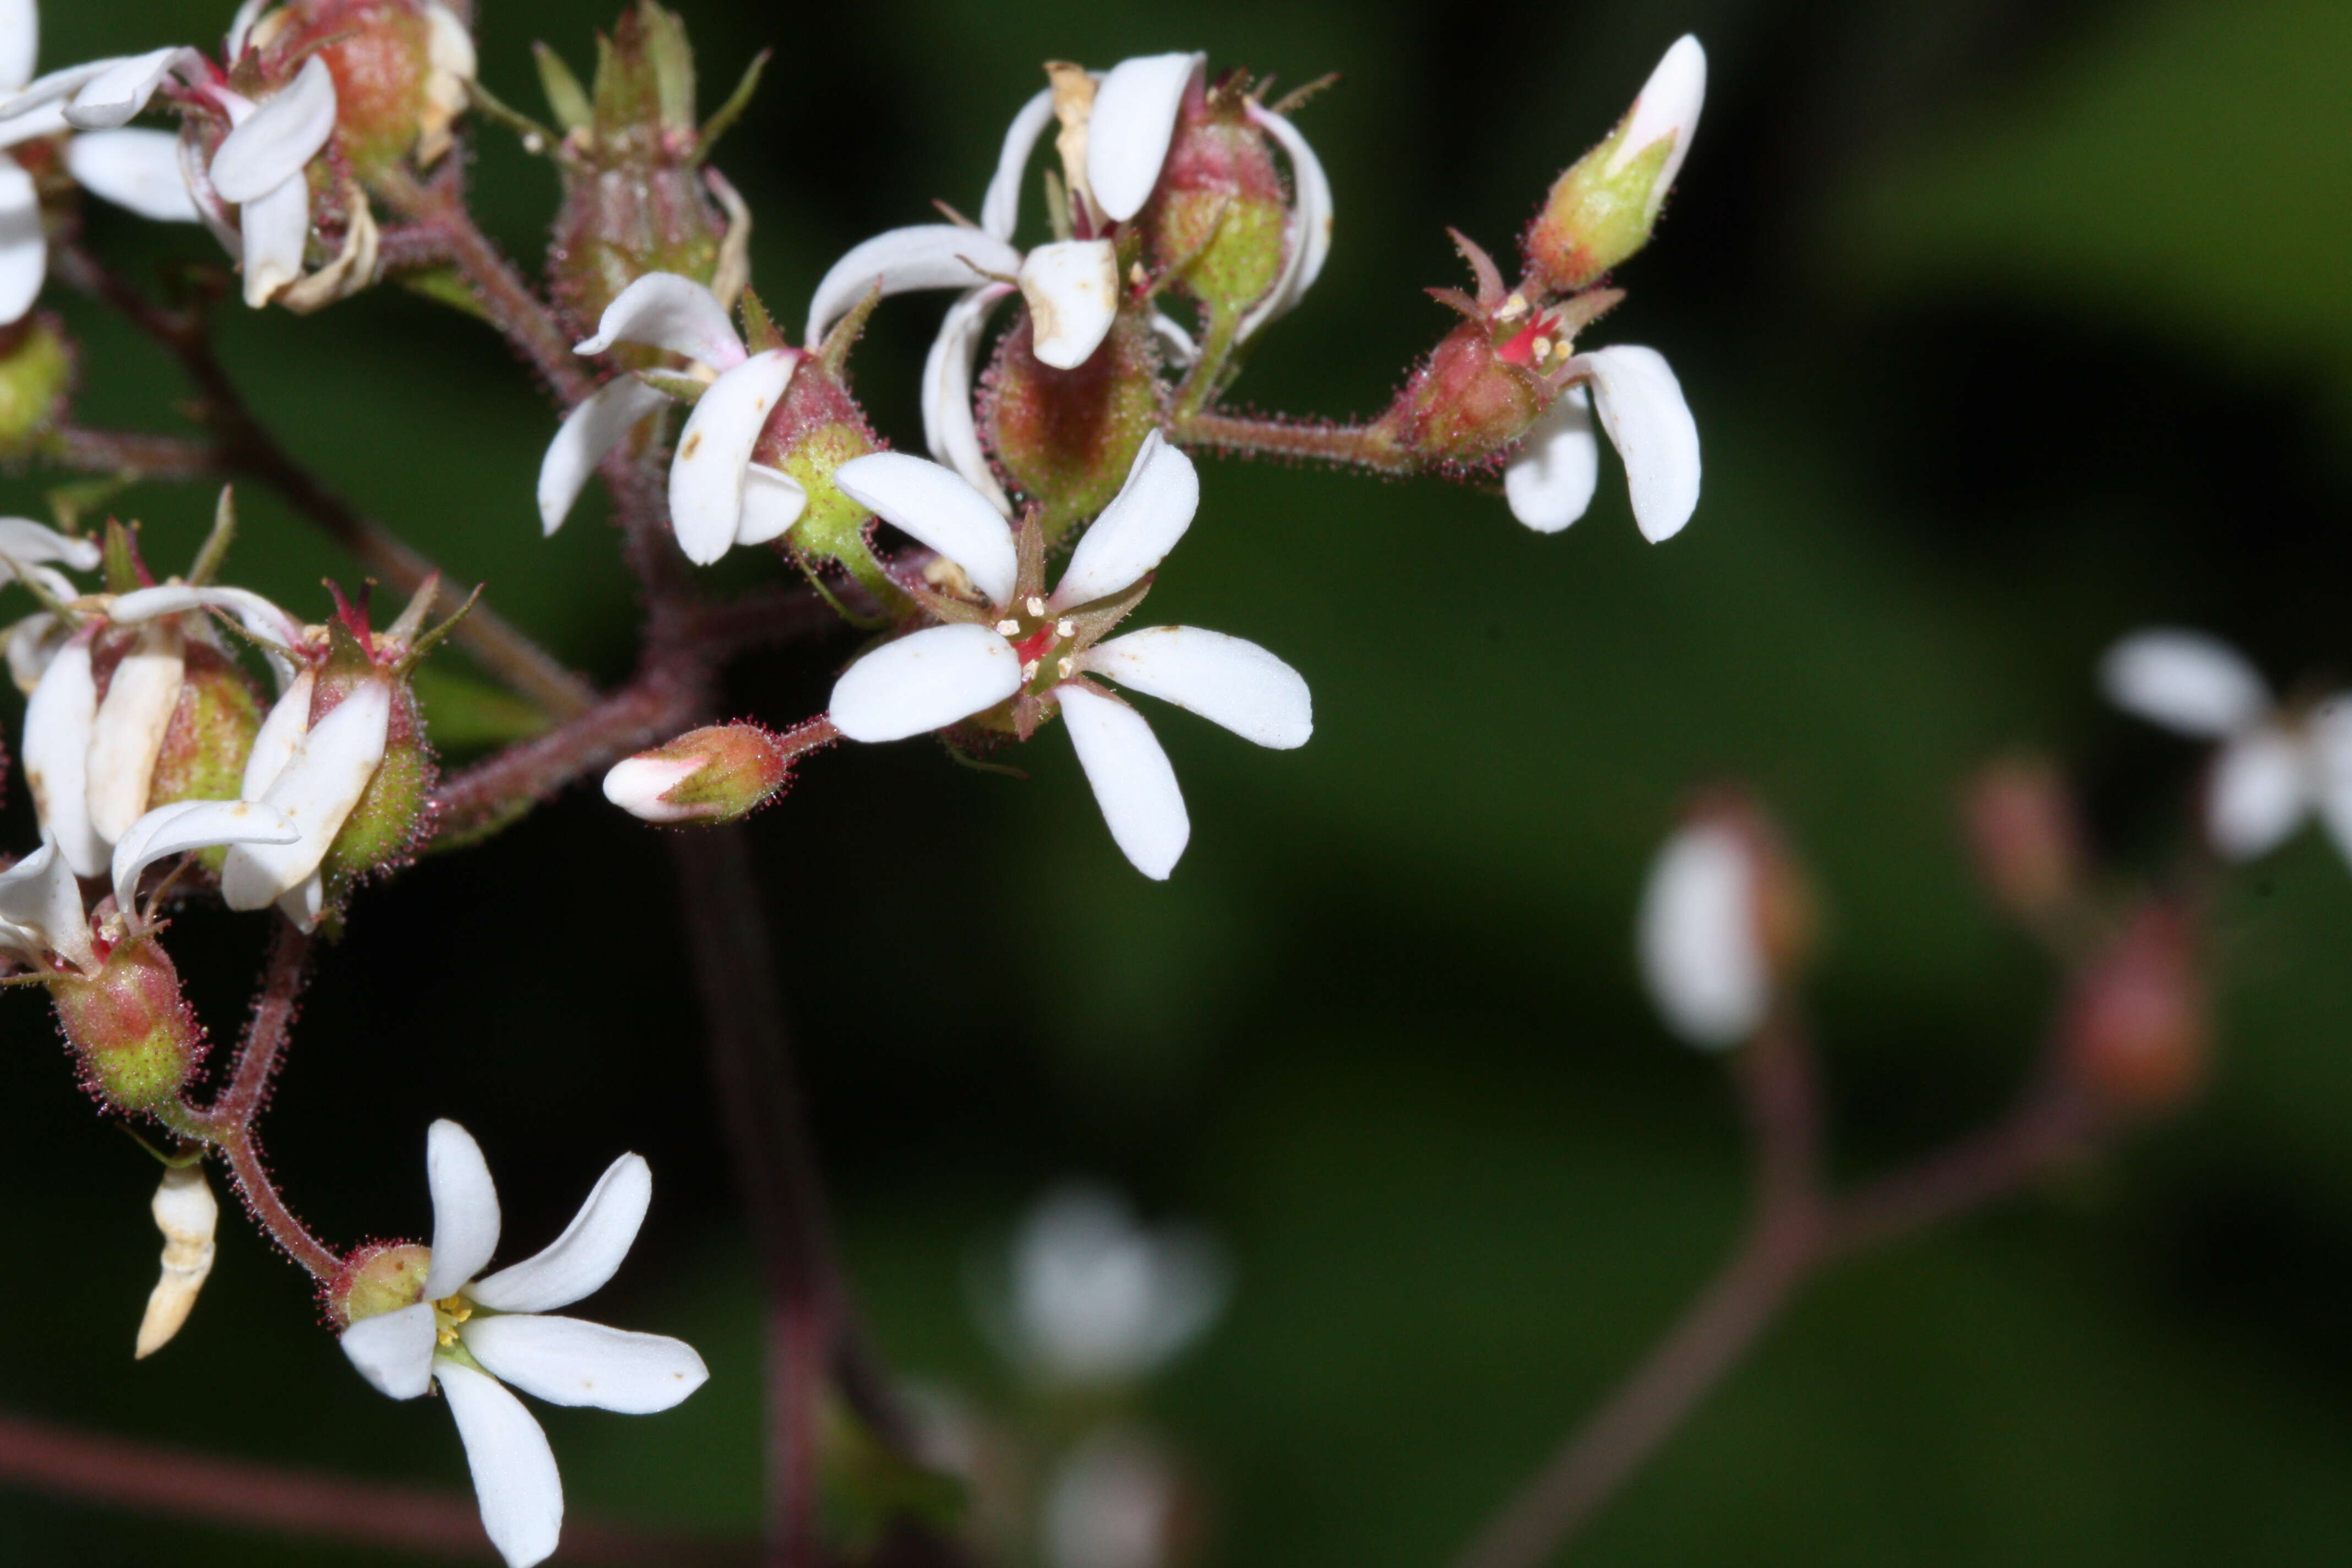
[
  {"left": 1380, "top": 317, "right": 1549, "bottom": 466},
  {"left": 236, "top": 0, "right": 476, "bottom": 182},
  {"left": 48, "top": 934, "right": 206, "bottom": 1112},
  {"left": 135, "top": 1163, "right": 218, "bottom": 1359},
  {"left": 2060, "top": 901, "right": 2207, "bottom": 1118},
  {"left": 1962, "top": 756, "right": 2086, "bottom": 929},
  {"left": 1523, "top": 36, "right": 1705, "bottom": 292},
  {"left": 1637, "top": 792, "right": 1813, "bottom": 1049},
  {"left": 989, "top": 311, "right": 1160, "bottom": 541},
  {"left": 328, "top": 1240, "right": 430, "bottom": 1327},
  {"left": 0, "top": 315, "right": 73, "bottom": 455},
  {"left": 1141, "top": 72, "right": 1289, "bottom": 328},
  {"left": 603, "top": 722, "right": 797, "bottom": 825}
]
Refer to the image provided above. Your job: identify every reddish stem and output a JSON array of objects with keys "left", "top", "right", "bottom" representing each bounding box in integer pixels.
[{"left": 1172, "top": 409, "right": 1417, "bottom": 474}]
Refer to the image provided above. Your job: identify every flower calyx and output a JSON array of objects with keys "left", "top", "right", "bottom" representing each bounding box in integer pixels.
[{"left": 602, "top": 718, "right": 835, "bottom": 827}]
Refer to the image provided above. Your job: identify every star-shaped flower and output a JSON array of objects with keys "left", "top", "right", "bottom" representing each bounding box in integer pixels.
[
  {"left": 824, "top": 432, "right": 1311, "bottom": 880},
  {"left": 337, "top": 1120, "right": 709, "bottom": 1568}
]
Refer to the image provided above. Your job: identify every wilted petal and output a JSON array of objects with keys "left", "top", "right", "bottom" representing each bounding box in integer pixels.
[
  {"left": 538, "top": 377, "right": 668, "bottom": 536},
  {"left": 1238, "top": 102, "right": 1334, "bottom": 341},
  {"left": 462, "top": 1315, "right": 709, "bottom": 1415},
  {"left": 1058, "top": 684, "right": 1188, "bottom": 880},
  {"left": 572, "top": 272, "right": 744, "bottom": 368},
  {"left": 0, "top": 517, "right": 101, "bottom": 573},
  {"left": 84, "top": 623, "right": 186, "bottom": 845},
  {"left": 803, "top": 224, "right": 1025, "bottom": 348},
  {"left": 339, "top": 1301, "right": 437, "bottom": 1400},
  {"left": 1637, "top": 819, "right": 1767, "bottom": 1048},
  {"left": 832, "top": 451, "right": 1019, "bottom": 606},
  {"left": 667, "top": 350, "right": 797, "bottom": 565},
  {"left": 24, "top": 637, "right": 107, "bottom": 878},
  {"left": 434, "top": 1360, "right": 563, "bottom": 1568},
  {"left": 1079, "top": 625, "right": 1311, "bottom": 749},
  {"left": 1017, "top": 238, "right": 1119, "bottom": 371},
  {"left": 982, "top": 85, "right": 1057, "bottom": 241},
  {"left": 1048, "top": 432, "right": 1198, "bottom": 610},
  {"left": 111, "top": 799, "right": 297, "bottom": 921},
  {"left": 1086, "top": 53, "right": 1200, "bottom": 224},
  {"left": 1609, "top": 35, "right": 1707, "bottom": 215},
  {"left": 65, "top": 129, "right": 201, "bottom": 222},
  {"left": 1579, "top": 345, "right": 1700, "bottom": 543},
  {"left": 469, "top": 1153, "right": 651, "bottom": 1315},
  {"left": 828, "top": 623, "right": 1021, "bottom": 743},
  {"left": 2099, "top": 629, "right": 2271, "bottom": 739},
  {"left": 1502, "top": 385, "right": 1600, "bottom": 533},
  {"left": 0, "top": 0, "right": 33, "bottom": 96},
  {"left": 238, "top": 669, "right": 314, "bottom": 799},
  {"left": 921, "top": 284, "right": 1015, "bottom": 515},
  {"left": 218, "top": 678, "right": 390, "bottom": 910},
  {"left": 736, "top": 464, "right": 807, "bottom": 547},
  {"left": 64, "top": 47, "right": 203, "bottom": 132},
  {"left": 0, "top": 835, "right": 93, "bottom": 975},
  {"left": 423, "top": 1119, "right": 502, "bottom": 1300},
  {"left": 238, "top": 173, "right": 312, "bottom": 309},
  {"left": 0, "top": 156, "right": 41, "bottom": 325},
  {"left": 2207, "top": 725, "right": 2310, "bottom": 861},
  {"left": 208, "top": 57, "right": 336, "bottom": 203}
]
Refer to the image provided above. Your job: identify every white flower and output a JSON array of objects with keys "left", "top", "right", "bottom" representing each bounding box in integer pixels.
[
  {"left": 540, "top": 271, "right": 808, "bottom": 563},
  {"left": 2099, "top": 628, "right": 2352, "bottom": 863},
  {"left": 1611, "top": 34, "right": 1707, "bottom": 227},
  {"left": 824, "top": 433, "right": 1311, "bottom": 880},
  {"left": 215, "top": 668, "right": 393, "bottom": 928},
  {"left": 1042, "top": 1427, "right": 1185, "bottom": 1568},
  {"left": 802, "top": 55, "right": 1330, "bottom": 513},
  {"left": 337, "top": 1121, "right": 709, "bottom": 1568},
  {"left": 1637, "top": 815, "right": 1770, "bottom": 1048},
  {"left": 1502, "top": 345, "right": 1701, "bottom": 542},
  {"left": 997, "top": 1183, "right": 1228, "bottom": 1389}
]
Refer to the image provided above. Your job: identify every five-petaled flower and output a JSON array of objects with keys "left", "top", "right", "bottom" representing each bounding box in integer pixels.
[
  {"left": 337, "top": 1120, "right": 709, "bottom": 1568},
  {"left": 824, "top": 432, "right": 1312, "bottom": 880},
  {"left": 2100, "top": 628, "right": 2352, "bottom": 866}
]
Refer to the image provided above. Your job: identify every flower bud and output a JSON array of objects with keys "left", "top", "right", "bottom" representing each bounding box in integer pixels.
[
  {"left": 1637, "top": 792, "right": 1814, "bottom": 1049},
  {"left": 1962, "top": 756, "right": 2086, "bottom": 930},
  {"left": 47, "top": 934, "right": 205, "bottom": 1112},
  {"left": 237, "top": 0, "right": 476, "bottom": 183},
  {"left": 328, "top": 1240, "right": 430, "bottom": 1327},
  {"left": 1381, "top": 316, "right": 1549, "bottom": 467},
  {"left": 0, "top": 315, "right": 74, "bottom": 456},
  {"left": 603, "top": 722, "right": 797, "bottom": 826},
  {"left": 1523, "top": 36, "right": 1705, "bottom": 293},
  {"left": 135, "top": 1163, "right": 219, "bottom": 1359},
  {"left": 1141, "top": 72, "right": 1288, "bottom": 331},
  {"left": 987, "top": 309, "right": 1161, "bottom": 541},
  {"left": 2059, "top": 901, "right": 2207, "bottom": 1119}
]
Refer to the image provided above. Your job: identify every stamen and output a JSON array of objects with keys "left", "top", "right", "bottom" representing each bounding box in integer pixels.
[
  {"left": 1021, "top": 659, "right": 1041, "bottom": 681},
  {"left": 1532, "top": 336, "right": 1553, "bottom": 363},
  {"left": 1025, "top": 595, "right": 1047, "bottom": 617},
  {"left": 1055, "top": 618, "right": 1076, "bottom": 637},
  {"left": 1057, "top": 657, "right": 1075, "bottom": 679},
  {"left": 995, "top": 619, "right": 1021, "bottom": 635},
  {"left": 1129, "top": 262, "right": 1150, "bottom": 290},
  {"left": 1497, "top": 292, "right": 1529, "bottom": 323}
]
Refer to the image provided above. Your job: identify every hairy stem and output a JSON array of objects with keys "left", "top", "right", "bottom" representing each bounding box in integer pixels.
[
  {"left": 426, "top": 669, "right": 706, "bottom": 845},
  {"left": 50, "top": 427, "right": 219, "bottom": 481},
  {"left": 1171, "top": 408, "right": 1416, "bottom": 474}
]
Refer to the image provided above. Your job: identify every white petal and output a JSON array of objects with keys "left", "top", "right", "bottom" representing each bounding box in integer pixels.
[
  {"left": 85, "top": 624, "right": 186, "bottom": 846},
  {"left": 5, "top": 611, "right": 63, "bottom": 694},
  {"left": 920, "top": 284, "right": 1015, "bottom": 515},
  {"left": 600, "top": 755, "right": 701, "bottom": 824},
  {"left": 111, "top": 799, "right": 297, "bottom": 920},
  {"left": 238, "top": 173, "right": 312, "bottom": 309},
  {"left": 0, "top": 835, "right": 93, "bottom": 974},
  {"left": 67, "top": 129, "right": 202, "bottom": 222},
  {"left": 174, "top": 122, "right": 241, "bottom": 254},
  {"left": 802, "top": 224, "right": 1025, "bottom": 349},
  {"left": 0, "top": 156, "right": 42, "bottom": 325},
  {"left": 1238, "top": 102, "right": 1334, "bottom": 341},
  {"left": 2207, "top": 726, "right": 2310, "bottom": 861},
  {"left": 666, "top": 350, "right": 796, "bottom": 565},
  {"left": 217, "top": 677, "right": 390, "bottom": 910},
  {"left": 0, "top": 97, "right": 63, "bottom": 152},
  {"left": 1086, "top": 53, "right": 1200, "bottom": 224},
  {"left": 1150, "top": 311, "right": 1197, "bottom": 366},
  {"left": 1011, "top": 1184, "right": 1229, "bottom": 1382},
  {"left": 276, "top": 868, "right": 323, "bottom": 930},
  {"left": 2098, "top": 629, "right": 2271, "bottom": 739},
  {"left": 2314, "top": 702, "right": 2352, "bottom": 869},
  {"left": 537, "top": 377, "right": 667, "bottom": 536},
  {"left": 468, "top": 1153, "right": 651, "bottom": 1315},
  {"left": 828, "top": 623, "right": 1021, "bottom": 743},
  {"left": 831, "top": 451, "right": 1018, "bottom": 606},
  {"left": 1579, "top": 345, "right": 1700, "bottom": 543},
  {"left": 736, "top": 464, "right": 807, "bottom": 547},
  {"left": 239, "top": 668, "right": 314, "bottom": 799},
  {"left": 423, "top": 1119, "right": 502, "bottom": 1300},
  {"left": 0, "top": 518, "right": 101, "bottom": 571},
  {"left": 0, "top": 0, "right": 33, "bottom": 96},
  {"left": 1503, "top": 385, "right": 1600, "bottom": 533},
  {"left": 461, "top": 1315, "right": 707, "bottom": 1415},
  {"left": 1017, "top": 238, "right": 1120, "bottom": 371},
  {"left": 1058, "top": 684, "right": 1188, "bottom": 880},
  {"left": 982, "top": 85, "right": 1057, "bottom": 241},
  {"left": 1609, "top": 35, "right": 1707, "bottom": 212},
  {"left": 110, "top": 582, "right": 303, "bottom": 652},
  {"left": 61, "top": 48, "right": 200, "bottom": 132},
  {"left": 1049, "top": 432, "right": 1199, "bottom": 610},
  {"left": 339, "top": 1301, "right": 437, "bottom": 1400},
  {"left": 0, "top": 58, "right": 130, "bottom": 125},
  {"left": 208, "top": 57, "right": 336, "bottom": 204},
  {"left": 1042, "top": 1428, "right": 1181, "bottom": 1568},
  {"left": 24, "top": 638, "right": 107, "bottom": 878},
  {"left": 1079, "top": 625, "right": 1311, "bottom": 749},
  {"left": 1637, "top": 819, "right": 1767, "bottom": 1048},
  {"left": 434, "top": 1360, "right": 564, "bottom": 1568},
  {"left": 571, "top": 272, "right": 744, "bottom": 368},
  {"left": 225, "top": 0, "right": 274, "bottom": 60}
]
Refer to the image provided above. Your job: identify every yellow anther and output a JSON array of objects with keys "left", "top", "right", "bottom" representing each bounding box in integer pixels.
[
  {"left": 995, "top": 618, "right": 1021, "bottom": 635},
  {"left": 1025, "top": 595, "right": 1047, "bottom": 617},
  {"left": 1532, "top": 336, "right": 1553, "bottom": 362},
  {"left": 1055, "top": 618, "right": 1076, "bottom": 637},
  {"left": 1057, "top": 657, "right": 1075, "bottom": 679},
  {"left": 1021, "top": 659, "right": 1040, "bottom": 682},
  {"left": 1497, "top": 292, "right": 1529, "bottom": 323}
]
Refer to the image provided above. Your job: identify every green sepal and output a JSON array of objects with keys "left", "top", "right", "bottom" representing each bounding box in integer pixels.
[{"left": 532, "top": 42, "right": 594, "bottom": 134}]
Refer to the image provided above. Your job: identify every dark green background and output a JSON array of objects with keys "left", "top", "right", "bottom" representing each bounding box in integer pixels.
[{"left": 6, "top": 0, "right": 2352, "bottom": 1562}]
